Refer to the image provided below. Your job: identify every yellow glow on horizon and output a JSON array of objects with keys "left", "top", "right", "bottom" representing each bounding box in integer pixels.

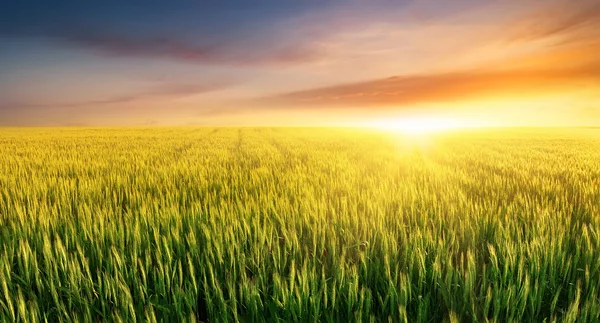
[{"left": 369, "top": 115, "right": 478, "bottom": 134}]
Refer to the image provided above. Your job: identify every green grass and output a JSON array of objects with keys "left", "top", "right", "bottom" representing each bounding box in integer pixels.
[{"left": 1, "top": 127, "right": 599, "bottom": 322}]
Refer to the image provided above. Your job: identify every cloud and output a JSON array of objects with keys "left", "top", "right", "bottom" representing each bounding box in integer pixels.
[
  {"left": 1, "top": 82, "right": 231, "bottom": 110},
  {"left": 260, "top": 0, "right": 600, "bottom": 110},
  {"left": 0, "top": 25, "right": 320, "bottom": 67},
  {"left": 49, "top": 28, "right": 322, "bottom": 67},
  {"left": 0, "top": 1, "right": 339, "bottom": 67},
  {"left": 510, "top": 0, "right": 600, "bottom": 43},
  {"left": 264, "top": 62, "right": 600, "bottom": 109}
]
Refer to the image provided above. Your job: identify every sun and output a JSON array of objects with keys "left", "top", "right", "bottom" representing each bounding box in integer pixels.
[{"left": 369, "top": 116, "right": 470, "bottom": 134}]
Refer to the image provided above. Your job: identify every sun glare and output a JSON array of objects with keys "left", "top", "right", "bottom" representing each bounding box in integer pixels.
[{"left": 370, "top": 116, "right": 469, "bottom": 134}]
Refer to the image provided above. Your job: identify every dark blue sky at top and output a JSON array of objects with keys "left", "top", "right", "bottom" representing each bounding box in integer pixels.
[
  {"left": 1, "top": 0, "right": 484, "bottom": 50},
  {"left": 1, "top": 1, "right": 337, "bottom": 30},
  {"left": 1, "top": 1, "right": 348, "bottom": 43}
]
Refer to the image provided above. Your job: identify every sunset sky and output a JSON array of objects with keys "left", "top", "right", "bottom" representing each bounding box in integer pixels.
[{"left": 1, "top": 0, "right": 599, "bottom": 126}]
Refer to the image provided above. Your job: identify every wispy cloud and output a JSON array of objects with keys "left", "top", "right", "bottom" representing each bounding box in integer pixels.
[
  {"left": 1, "top": 82, "right": 231, "bottom": 110},
  {"left": 510, "top": 0, "right": 600, "bottom": 43},
  {"left": 54, "top": 28, "right": 323, "bottom": 66},
  {"left": 265, "top": 62, "right": 600, "bottom": 108},
  {"left": 0, "top": 24, "right": 325, "bottom": 67}
]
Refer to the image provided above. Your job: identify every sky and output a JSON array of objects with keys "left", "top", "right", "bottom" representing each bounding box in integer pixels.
[{"left": 1, "top": 0, "right": 599, "bottom": 127}]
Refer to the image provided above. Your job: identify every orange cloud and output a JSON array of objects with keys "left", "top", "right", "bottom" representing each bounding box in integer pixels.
[
  {"left": 265, "top": 60, "right": 599, "bottom": 109},
  {"left": 263, "top": 1, "right": 600, "bottom": 110}
]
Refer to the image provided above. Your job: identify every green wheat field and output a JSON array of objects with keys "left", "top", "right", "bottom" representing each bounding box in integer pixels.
[{"left": 1, "top": 127, "right": 599, "bottom": 322}]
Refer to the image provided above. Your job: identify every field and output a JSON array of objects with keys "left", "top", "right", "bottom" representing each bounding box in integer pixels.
[{"left": 1, "top": 127, "right": 599, "bottom": 322}]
